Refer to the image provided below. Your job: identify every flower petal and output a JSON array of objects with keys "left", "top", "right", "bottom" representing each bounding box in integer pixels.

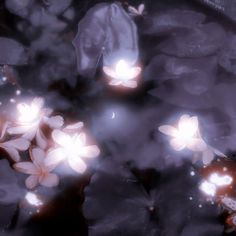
[
  {"left": 128, "top": 6, "right": 139, "bottom": 15},
  {"left": 129, "top": 67, "right": 141, "bottom": 79},
  {"left": 39, "top": 173, "right": 59, "bottom": 187},
  {"left": 109, "top": 80, "right": 122, "bottom": 86},
  {"left": 80, "top": 145, "right": 100, "bottom": 158},
  {"left": 0, "top": 145, "right": 20, "bottom": 162},
  {"left": 3, "top": 138, "right": 30, "bottom": 151},
  {"left": 31, "top": 148, "right": 45, "bottom": 166},
  {"left": 170, "top": 138, "right": 186, "bottom": 151},
  {"left": 68, "top": 156, "right": 87, "bottom": 174},
  {"left": 65, "top": 122, "right": 84, "bottom": 131},
  {"left": 0, "top": 122, "right": 9, "bottom": 140},
  {"left": 138, "top": 4, "right": 145, "bottom": 14},
  {"left": 52, "top": 129, "right": 71, "bottom": 146},
  {"left": 14, "top": 162, "right": 38, "bottom": 174},
  {"left": 36, "top": 129, "right": 47, "bottom": 149},
  {"left": 187, "top": 138, "right": 207, "bottom": 152},
  {"left": 8, "top": 125, "right": 32, "bottom": 135},
  {"left": 25, "top": 175, "right": 39, "bottom": 189},
  {"left": 122, "top": 80, "right": 138, "bottom": 88},
  {"left": 158, "top": 125, "right": 178, "bottom": 137},
  {"left": 45, "top": 116, "right": 64, "bottom": 129},
  {"left": 32, "top": 97, "right": 44, "bottom": 109},
  {"left": 103, "top": 66, "right": 117, "bottom": 79},
  {"left": 45, "top": 148, "right": 66, "bottom": 169},
  {"left": 22, "top": 128, "right": 37, "bottom": 140}
]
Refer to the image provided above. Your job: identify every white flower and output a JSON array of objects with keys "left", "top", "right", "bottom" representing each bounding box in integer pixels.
[
  {"left": 103, "top": 60, "right": 141, "bottom": 88},
  {"left": 159, "top": 114, "right": 207, "bottom": 152},
  {"left": 8, "top": 98, "right": 64, "bottom": 149},
  {"left": 14, "top": 148, "right": 59, "bottom": 189},
  {"left": 0, "top": 121, "right": 30, "bottom": 162},
  {"left": 128, "top": 4, "right": 145, "bottom": 16},
  {"left": 45, "top": 129, "right": 100, "bottom": 174}
]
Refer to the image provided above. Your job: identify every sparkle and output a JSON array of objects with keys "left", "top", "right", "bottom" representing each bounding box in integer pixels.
[
  {"left": 199, "top": 181, "right": 216, "bottom": 196},
  {"left": 10, "top": 98, "right": 16, "bottom": 103},
  {"left": 2, "top": 77, "right": 7, "bottom": 82},
  {"left": 190, "top": 171, "right": 195, "bottom": 176},
  {"left": 25, "top": 192, "right": 43, "bottom": 207},
  {"left": 16, "top": 90, "right": 21, "bottom": 95},
  {"left": 209, "top": 173, "right": 233, "bottom": 186}
]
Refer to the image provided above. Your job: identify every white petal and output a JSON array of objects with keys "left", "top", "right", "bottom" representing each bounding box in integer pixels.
[
  {"left": 39, "top": 173, "right": 59, "bottom": 187},
  {"left": 0, "top": 122, "right": 9, "bottom": 140},
  {"left": 170, "top": 138, "right": 186, "bottom": 151},
  {"left": 52, "top": 129, "right": 71, "bottom": 146},
  {"left": 178, "top": 114, "right": 191, "bottom": 129},
  {"left": 32, "top": 97, "right": 44, "bottom": 109},
  {"left": 65, "top": 122, "right": 84, "bottom": 130},
  {"left": 202, "top": 148, "right": 215, "bottom": 165},
  {"left": 103, "top": 66, "right": 116, "bottom": 79},
  {"left": 122, "top": 80, "right": 138, "bottom": 88},
  {"left": 129, "top": 67, "right": 141, "bottom": 79},
  {"left": 128, "top": 6, "right": 139, "bottom": 15},
  {"left": 14, "top": 162, "right": 38, "bottom": 174},
  {"left": 1, "top": 145, "right": 21, "bottom": 162},
  {"left": 80, "top": 145, "right": 100, "bottom": 158},
  {"left": 3, "top": 138, "right": 30, "bottom": 151},
  {"left": 31, "top": 148, "right": 45, "bottom": 166},
  {"left": 187, "top": 138, "right": 207, "bottom": 152},
  {"left": 36, "top": 129, "right": 47, "bottom": 149},
  {"left": 45, "top": 148, "right": 66, "bottom": 169},
  {"left": 109, "top": 80, "right": 122, "bottom": 86},
  {"left": 158, "top": 125, "right": 178, "bottom": 137},
  {"left": 138, "top": 4, "right": 145, "bottom": 14},
  {"left": 25, "top": 175, "right": 39, "bottom": 189},
  {"left": 45, "top": 116, "right": 64, "bottom": 129},
  {"left": 78, "top": 133, "right": 86, "bottom": 145},
  {"left": 22, "top": 128, "right": 37, "bottom": 140},
  {"left": 8, "top": 125, "right": 32, "bottom": 135},
  {"left": 68, "top": 156, "right": 87, "bottom": 174}
]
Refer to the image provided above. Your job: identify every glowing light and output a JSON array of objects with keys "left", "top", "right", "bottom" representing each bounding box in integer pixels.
[
  {"left": 111, "top": 112, "right": 116, "bottom": 119},
  {"left": 25, "top": 192, "right": 43, "bottom": 206},
  {"left": 159, "top": 114, "right": 207, "bottom": 152},
  {"left": 209, "top": 173, "right": 233, "bottom": 186},
  {"left": 16, "top": 90, "right": 21, "bottom": 95},
  {"left": 199, "top": 181, "right": 216, "bottom": 196},
  {"left": 17, "top": 98, "right": 42, "bottom": 123},
  {"left": 103, "top": 59, "right": 141, "bottom": 88}
]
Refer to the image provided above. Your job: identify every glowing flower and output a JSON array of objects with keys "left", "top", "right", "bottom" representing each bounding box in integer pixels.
[
  {"left": 46, "top": 129, "right": 100, "bottom": 173},
  {"left": 14, "top": 148, "right": 59, "bottom": 189},
  {"left": 103, "top": 59, "right": 141, "bottom": 88},
  {"left": 8, "top": 98, "right": 64, "bottom": 149},
  {"left": 0, "top": 121, "right": 30, "bottom": 162},
  {"left": 159, "top": 114, "right": 207, "bottom": 151},
  {"left": 128, "top": 3, "right": 145, "bottom": 17}
]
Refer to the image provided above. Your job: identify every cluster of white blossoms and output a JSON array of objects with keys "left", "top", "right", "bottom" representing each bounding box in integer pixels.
[
  {"left": 0, "top": 98, "right": 100, "bottom": 189},
  {"left": 159, "top": 114, "right": 226, "bottom": 165}
]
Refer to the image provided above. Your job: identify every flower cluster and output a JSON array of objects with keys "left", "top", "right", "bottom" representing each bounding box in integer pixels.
[{"left": 0, "top": 98, "right": 100, "bottom": 189}]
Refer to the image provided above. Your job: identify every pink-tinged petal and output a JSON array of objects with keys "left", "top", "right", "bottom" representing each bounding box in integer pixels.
[
  {"left": 68, "top": 156, "right": 87, "bottom": 174},
  {"left": 25, "top": 175, "right": 39, "bottom": 189},
  {"left": 33, "top": 97, "right": 44, "bottom": 109},
  {"left": 123, "top": 80, "right": 138, "bottom": 88},
  {"left": 44, "top": 108, "right": 53, "bottom": 116},
  {"left": 39, "top": 173, "right": 59, "bottom": 187},
  {"left": 45, "top": 116, "right": 64, "bottom": 129},
  {"left": 128, "top": 6, "right": 139, "bottom": 15},
  {"left": 36, "top": 129, "right": 47, "bottom": 149},
  {"left": 78, "top": 133, "right": 86, "bottom": 145},
  {"left": 14, "top": 162, "right": 38, "bottom": 174},
  {"left": 52, "top": 129, "right": 70, "bottom": 146},
  {"left": 103, "top": 66, "right": 116, "bottom": 79},
  {"left": 187, "top": 138, "right": 207, "bottom": 152},
  {"left": 0, "top": 145, "right": 20, "bottom": 162},
  {"left": 45, "top": 148, "right": 66, "bottom": 170},
  {"left": 81, "top": 145, "right": 100, "bottom": 158},
  {"left": 0, "top": 122, "right": 9, "bottom": 140},
  {"left": 109, "top": 80, "right": 122, "bottom": 86},
  {"left": 158, "top": 125, "right": 178, "bottom": 137},
  {"left": 138, "top": 4, "right": 145, "bottom": 14},
  {"left": 3, "top": 138, "right": 30, "bottom": 151},
  {"left": 22, "top": 128, "right": 37, "bottom": 140},
  {"left": 202, "top": 148, "right": 215, "bottom": 165},
  {"left": 178, "top": 114, "right": 190, "bottom": 130},
  {"left": 129, "top": 67, "right": 141, "bottom": 79},
  {"left": 31, "top": 148, "right": 45, "bottom": 166},
  {"left": 8, "top": 125, "right": 32, "bottom": 135},
  {"left": 65, "top": 122, "right": 84, "bottom": 130},
  {"left": 170, "top": 138, "right": 186, "bottom": 151}
]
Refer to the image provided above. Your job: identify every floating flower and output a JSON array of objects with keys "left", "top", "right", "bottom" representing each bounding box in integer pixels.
[
  {"left": 159, "top": 114, "right": 206, "bottom": 152},
  {"left": 8, "top": 98, "right": 64, "bottom": 149},
  {"left": 128, "top": 3, "right": 145, "bottom": 17},
  {"left": 103, "top": 59, "right": 141, "bottom": 88},
  {"left": 46, "top": 129, "right": 100, "bottom": 174},
  {"left": 0, "top": 121, "right": 30, "bottom": 162},
  {"left": 14, "top": 147, "right": 59, "bottom": 189}
]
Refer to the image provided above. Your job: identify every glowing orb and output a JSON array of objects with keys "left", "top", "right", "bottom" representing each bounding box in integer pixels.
[
  {"left": 199, "top": 181, "right": 216, "bottom": 197},
  {"left": 25, "top": 192, "right": 43, "bottom": 206},
  {"left": 209, "top": 173, "right": 233, "bottom": 186}
]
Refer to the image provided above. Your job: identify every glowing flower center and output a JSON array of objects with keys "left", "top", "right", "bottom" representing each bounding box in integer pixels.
[
  {"left": 177, "top": 120, "right": 197, "bottom": 142},
  {"left": 115, "top": 60, "right": 133, "bottom": 80},
  {"left": 17, "top": 103, "right": 41, "bottom": 123}
]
